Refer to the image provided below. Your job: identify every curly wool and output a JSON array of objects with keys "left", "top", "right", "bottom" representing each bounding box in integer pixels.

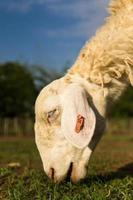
[{"left": 68, "top": 0, "right": 133, "bottom": 88}]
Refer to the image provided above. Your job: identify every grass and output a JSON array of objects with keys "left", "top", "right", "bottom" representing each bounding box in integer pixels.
[{"left": 0, "top": 133, "right": 133, "bottom": 200}]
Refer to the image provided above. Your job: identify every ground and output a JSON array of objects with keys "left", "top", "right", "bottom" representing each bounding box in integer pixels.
[{"left": 0, "top": 133, "right": 133, "bottom": 200}]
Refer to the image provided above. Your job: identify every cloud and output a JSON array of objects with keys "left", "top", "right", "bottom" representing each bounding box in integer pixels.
[
  {"left": 0, "top": 0, "right": 46, "bottom": 12},
  {"left": 0, "top": 0, "right": 63, "bottom": 12},
  {"left": 44, "top": 0, "right": 109, "bottom": 38},
  {"left": 0, "top": 0, "right": 109, "bottom": 14},
  {"left": 0, "top": 0, "right": 109, "bottom": 39},
  {"left": 46, "top": 0, "right": 107, "bottom": 19}
]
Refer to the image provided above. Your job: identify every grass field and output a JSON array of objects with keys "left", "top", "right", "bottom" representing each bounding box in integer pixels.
[{"left": 0, "top": 133, "right": 133, "bottom": 200}]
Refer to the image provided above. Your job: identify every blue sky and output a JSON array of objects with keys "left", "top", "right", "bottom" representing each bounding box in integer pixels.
[{"left": 0, "top": 0, "right": 109, "bottom": 71}]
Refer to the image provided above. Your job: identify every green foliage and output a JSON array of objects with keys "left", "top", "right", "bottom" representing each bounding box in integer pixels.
[
  {"left": 32, "top": 65, "right": 61, "bottom": 92},
  {"left": 111, "top": 86, "right": 133, "bottom": 118},
  {"left": 0, "top": 62, "right": 36, "bottom": 117},
  {"left": 0, "top": 61, "right": 61, "bottom": 118}
]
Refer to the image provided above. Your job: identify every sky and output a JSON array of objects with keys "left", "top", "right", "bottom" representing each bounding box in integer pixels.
[{"left": 0, "top": 0, "right": 109, "bottom": 71}]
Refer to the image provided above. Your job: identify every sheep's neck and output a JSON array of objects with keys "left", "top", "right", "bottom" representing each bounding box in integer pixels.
[
  {"left": 65, "top": 73, "right": 128, "bottom": 118},
  {"left": 86, "top": 80, "right": 128, "bottom": 118}
]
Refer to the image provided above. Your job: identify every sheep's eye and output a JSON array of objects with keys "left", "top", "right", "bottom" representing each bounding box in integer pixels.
[
  {"left": 47, "top": 109, "right": 56, "bottom": 118},
  {"left": 47, "top": 109, "right": 57, "bottom": 123}
]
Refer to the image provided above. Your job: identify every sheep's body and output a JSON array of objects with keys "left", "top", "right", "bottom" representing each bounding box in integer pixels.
[
  {"left": 35, "top": 0, "right": 133, "bottom": 183},
  {"left": 68, "top": 0, "right": 133, "bottom": 102}
]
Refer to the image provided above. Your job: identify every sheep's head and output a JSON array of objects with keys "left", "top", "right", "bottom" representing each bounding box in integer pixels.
[{"left": 35, "top": 78, "right": 103, "bottom": 183}]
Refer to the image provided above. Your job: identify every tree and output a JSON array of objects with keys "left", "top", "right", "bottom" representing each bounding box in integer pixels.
[
  {"left": 32, "top": 65, "right": 61, "bottom": 92},
  {"left": 110, "top": 86, "right": 133, "bottom": 118},
  {"left": 0, "top": 62, "right": 36, "bottom": 117}
]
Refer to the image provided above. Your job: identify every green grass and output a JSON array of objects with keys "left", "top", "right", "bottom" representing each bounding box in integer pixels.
[{"left": 0, "top": 133, "right": 133, "bottom": 200}]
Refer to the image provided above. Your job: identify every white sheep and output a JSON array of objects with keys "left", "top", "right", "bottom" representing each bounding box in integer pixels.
[{"left": 35, "top": 0, "right": 133, "bottom": 183}]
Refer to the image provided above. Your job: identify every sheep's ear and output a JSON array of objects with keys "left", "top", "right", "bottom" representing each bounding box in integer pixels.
[{"left": 61, "top": 84, "right": 96, "bottom": 149}]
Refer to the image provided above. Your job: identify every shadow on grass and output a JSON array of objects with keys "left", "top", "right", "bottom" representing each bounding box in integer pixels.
[{"left": 81, "top": 162, "right": 133, "bottom": 186}]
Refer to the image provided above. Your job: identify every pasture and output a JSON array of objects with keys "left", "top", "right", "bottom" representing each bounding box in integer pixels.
[{"left": 0, "top": 133, "right": 133, "bottom": 200}]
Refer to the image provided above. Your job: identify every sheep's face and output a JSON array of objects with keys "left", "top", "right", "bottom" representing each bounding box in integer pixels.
[{"left": 35, "top": 78, "right": 97, "bottom": 183}]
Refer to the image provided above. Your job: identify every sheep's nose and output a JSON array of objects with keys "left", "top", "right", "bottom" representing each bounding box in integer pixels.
[{"left": 48, "top": 168, "right": 55, "bottom": 181}]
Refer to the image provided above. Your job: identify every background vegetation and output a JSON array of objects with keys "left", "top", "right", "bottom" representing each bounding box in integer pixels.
[{"left": 0, "top": 61, "right": 61, "bottom": 136}]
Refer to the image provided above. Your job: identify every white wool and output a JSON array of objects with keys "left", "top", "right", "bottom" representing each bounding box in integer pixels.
[{"left": 43, "top": 95, "right": 60, "bottom": 113}]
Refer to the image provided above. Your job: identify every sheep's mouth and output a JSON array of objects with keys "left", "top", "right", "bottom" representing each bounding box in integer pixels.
[{"left": 66, "top": 162, "right": 73, "bottom": 180}]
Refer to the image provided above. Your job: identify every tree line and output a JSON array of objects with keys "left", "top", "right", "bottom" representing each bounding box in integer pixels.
[
  {"left": 0, "top": 61, "right": 132, "bottom": 119},
  {"left": 0, "top": 61, "right": 61, "bottom": 118}
]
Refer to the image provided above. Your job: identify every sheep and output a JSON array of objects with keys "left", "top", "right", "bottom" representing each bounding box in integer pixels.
[{"left": 35, "top": 0, "right": 133, "bottom": 183}]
